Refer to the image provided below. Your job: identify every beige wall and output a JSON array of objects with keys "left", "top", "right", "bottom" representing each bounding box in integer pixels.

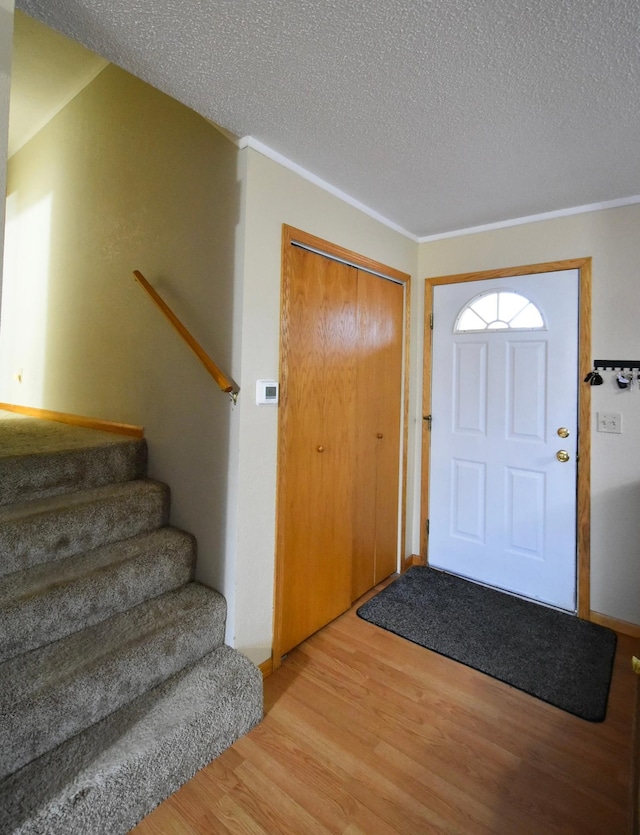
[
  {"left": 419, "top": 204, "right": 640, "bottom": 626},
  {"left": 0, "top": 0, "right": 14, "bottom": 301},
  {"left": 231, "top": 148, "right": 419, "bottom": 662},
  {"left": 0, "top": 65, "right": 420, "bottom": 664},
  {"left": 0, "top": 64, "right": 243, "bottom": 616},
  {"left": 4, "top": 40, "right": 635, "bottom": 666}
]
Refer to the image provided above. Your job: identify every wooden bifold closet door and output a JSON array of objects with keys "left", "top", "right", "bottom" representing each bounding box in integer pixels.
[
  {"left": 352, "top": 269, "right": 404, "bottom": 601},
  {"left": 277, "top": 240, "right": 404, "bottom": 657},
  {"left": 278, "top": 246, "right": 357, "bottom": 655}
]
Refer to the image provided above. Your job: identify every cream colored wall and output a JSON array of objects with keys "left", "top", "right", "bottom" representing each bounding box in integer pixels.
[
  {"left": 419, "top": 204, "right": 640, "bottom": 626},
  {"left": 0, "top": 64, "right": 421, "bottom": 664},
  {"left": 0, "top": 64, "right": 243, "bottom": 610},
  {"left": 230, "top": 148, "right": 419, "bottom": 663},
  {"left": 9, "top": 37, "right": 632, "bottom": 664},
  {"left": 0, "top": 0, "right": 14, "bottom": 300}
]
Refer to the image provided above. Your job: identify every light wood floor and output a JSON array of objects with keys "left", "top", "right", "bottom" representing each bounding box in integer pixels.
[{"left": 133, "top": 580, "right": 639, "bottom": 834}]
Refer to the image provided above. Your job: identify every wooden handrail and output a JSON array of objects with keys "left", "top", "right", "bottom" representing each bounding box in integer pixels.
[{"left": 133, "top": 270, "right": 239, "bottom": 403}]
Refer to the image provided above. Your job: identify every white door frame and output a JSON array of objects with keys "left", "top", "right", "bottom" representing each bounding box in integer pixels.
[{"left": 421, "top": 258, "right": 592, "bottom": 619}]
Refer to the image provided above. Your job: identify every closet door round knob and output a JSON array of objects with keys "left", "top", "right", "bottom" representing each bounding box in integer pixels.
[
  {"left": 317, "top": 445, "right": 324, "bottom": 453},
  {"left": 556, "top": 449, "right": 570, "bottom": 463},
  {"left": 377, "top": 433, "right": 383, "bottom": 439}
]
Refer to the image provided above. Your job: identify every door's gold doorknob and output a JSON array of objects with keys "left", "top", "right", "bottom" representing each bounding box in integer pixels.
[
  {"left": 317, "top": 445, "right": 324, "bottom": 453},
  {"left": 556, "top": 449, "right": 570, "bottom": 463},
  {"left": 557, "top": 427, "right": 570, "bottom": 438}
]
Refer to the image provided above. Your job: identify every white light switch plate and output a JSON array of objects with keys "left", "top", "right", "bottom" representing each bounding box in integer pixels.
[{"left": 597, "top": 411, "right": 622, "bottom": 433}]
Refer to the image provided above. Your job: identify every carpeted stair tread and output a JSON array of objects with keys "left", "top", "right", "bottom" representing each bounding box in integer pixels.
[
  {"left": 0, "top": 415, "right": 138, "bottom": 457},
  {"left": 0, "top": 527, "right": 196, "bottom": 662},
  {"left": 0, "top": 416, "right": 147, "bottom": 507},
  {"left": 0, "top": 413, "right": 264, "bottom": 830},
  {"left": 0, "top": 582, "right": 227, "bottom": 779},
  {"left": 0, "top": 479, "right": 170, "bottom": 576},
  {"left": 0, "top": 645, "right": 263, "bottom": 835}
]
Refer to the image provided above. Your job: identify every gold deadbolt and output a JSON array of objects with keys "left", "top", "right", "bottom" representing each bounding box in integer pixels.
[
  {"left": 556, "top": 449, "right": 570, "bottom": 463},
  {"left": 557, "top": 427, "right": 570, "bottom": 438}
]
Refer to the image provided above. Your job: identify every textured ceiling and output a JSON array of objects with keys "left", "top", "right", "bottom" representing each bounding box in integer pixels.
[{"left": 15, "top": 0, "right": 640, "bottom": 238}]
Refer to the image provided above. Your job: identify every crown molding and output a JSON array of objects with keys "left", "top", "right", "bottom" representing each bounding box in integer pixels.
[
  {"left": 236, "top": 136, "right": 640, "bottom": 245},
  {"left": 238, "top": 136, "right": 418, "bottom": 242},
  {"left": 418, "top": 195, "right": 640, "bottom": 243}
]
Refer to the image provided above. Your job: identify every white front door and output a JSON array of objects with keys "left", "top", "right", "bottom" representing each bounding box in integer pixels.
[{"left": 428, "top": 271, "right": 579, "bottom": 611}]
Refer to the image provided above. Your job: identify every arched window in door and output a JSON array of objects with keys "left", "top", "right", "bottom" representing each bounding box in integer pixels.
[{"left": 455, "top": 290, "right": 545, "bottom": 332}]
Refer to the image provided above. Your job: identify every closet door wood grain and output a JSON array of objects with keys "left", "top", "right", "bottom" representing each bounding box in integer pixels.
[
  {"left": 278, "top": 246, "right": 357, "bottom": 655},
  {"left": 352, "top": 271, "right": 404, "bottom": 600}
]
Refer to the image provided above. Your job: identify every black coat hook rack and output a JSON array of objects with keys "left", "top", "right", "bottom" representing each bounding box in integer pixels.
[{"left": 593, "top": 359, "right": 640, "bottom": 371}]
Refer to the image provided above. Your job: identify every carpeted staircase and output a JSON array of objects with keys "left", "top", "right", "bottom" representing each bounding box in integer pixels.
[{"left": 0, "top": 412, "right": 263, "bottom": 834}]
